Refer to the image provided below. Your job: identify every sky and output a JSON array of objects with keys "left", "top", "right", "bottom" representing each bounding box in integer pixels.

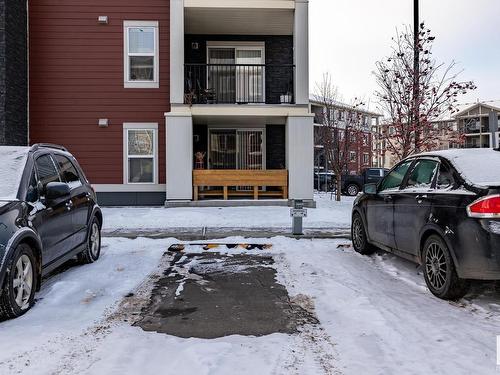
[{"left": 309, "top": 0, "right": 500, "bottom": 112}]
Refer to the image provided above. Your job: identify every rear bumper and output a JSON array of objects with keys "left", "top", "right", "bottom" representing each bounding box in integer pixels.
[{"left": 453, "top": 219, "right": 500, "bottom": 280}]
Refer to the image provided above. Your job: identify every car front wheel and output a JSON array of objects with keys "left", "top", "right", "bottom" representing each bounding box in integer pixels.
[
  {"left": 0, "top": 244, "right": 38, "bottom": 319},
  {"left": 351, "top": 213, "right": 375, "bottom": 255},
  {"left": 423, "top": 235, "right": 469, "bottom": 300},
  {"left": 78, "top": 217, "right": 101, "bottom": 264},
  {"left": 346, "top": 184, "right": 360, "bottom": 196}
]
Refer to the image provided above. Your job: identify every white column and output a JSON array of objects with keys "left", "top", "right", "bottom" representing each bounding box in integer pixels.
[
  {"left": 294, "top": 0, "right": 309, "bottom": 105},
  {"left": 166, "top": 114, "right": 193, "bottom": 200},
  {"left": 170, "top": 0, "right": 185, "bottom": 105},
  {"left": 286, "top": 115, "right": 314, "bottom": 200}
]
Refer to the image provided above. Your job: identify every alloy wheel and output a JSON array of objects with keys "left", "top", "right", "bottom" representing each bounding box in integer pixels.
[
  {"left": 13, "top": 255, "right": 34, "bottom": 310},
  {"left": 352, "top": 217, "right": 364, "bottom": 250},
  {"left": 348, "top": 185, "right": 359, "bottom": 196},
  {"left": 90, "top": 222, "right": 100, "bottom": 259},
  {"left": 425, "top": 242, "right": 448, "bottom": 291}
]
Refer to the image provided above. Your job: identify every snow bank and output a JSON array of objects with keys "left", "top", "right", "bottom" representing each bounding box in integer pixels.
[{"left": 0, "top": 146, "right": 29, "bottom": 200}]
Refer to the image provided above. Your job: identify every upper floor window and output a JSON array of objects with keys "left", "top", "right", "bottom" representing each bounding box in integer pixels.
[{"left": 124, "top": 21, "right": 159, "bottom": 88}]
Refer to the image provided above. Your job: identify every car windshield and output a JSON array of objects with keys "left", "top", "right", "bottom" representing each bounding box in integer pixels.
[
  {"left": 421, "top": 149, "right": 500, "bottom": 187},
  {"left": 0, "top": 147, "right": 29, "bottom": 200}
]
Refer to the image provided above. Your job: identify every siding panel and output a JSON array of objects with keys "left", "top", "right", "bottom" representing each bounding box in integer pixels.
[{"left": 29, "top": 0, "right": 170, "bottom": 185}]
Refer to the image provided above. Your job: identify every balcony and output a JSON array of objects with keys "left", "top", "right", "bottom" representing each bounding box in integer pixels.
[{"left": 184, "top": 63, "right": 295, "bottom": 105}]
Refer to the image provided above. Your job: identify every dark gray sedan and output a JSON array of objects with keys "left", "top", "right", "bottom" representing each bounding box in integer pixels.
[{"left": 351, "top": 149, "right": 500, "bottom": 300}]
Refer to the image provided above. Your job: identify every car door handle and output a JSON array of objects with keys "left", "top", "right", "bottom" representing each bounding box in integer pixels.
[
  {"left": 65, "top": 201, "right": 74, "bottom": 211},
  {"left": 383, "top": 195, "right": 393, "bottom": 202},
  {"left": 415, "top": 194, "right": 430, "bottom": 203}
]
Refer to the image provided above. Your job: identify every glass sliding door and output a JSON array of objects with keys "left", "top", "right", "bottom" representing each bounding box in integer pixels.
[
  {"left": 207, "top": 48, "right": 235, "bottom": 103},
  {"left": 208, "top": 129, "right": 264, "bottom": 170},
  {"left": 207, "top": 45, "right": 264, "bottom": 104},
  {"left": 236, "top": 49, "right": 264, "bottom": 103}
]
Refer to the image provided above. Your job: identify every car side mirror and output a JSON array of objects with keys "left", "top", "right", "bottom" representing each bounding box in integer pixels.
[
  {"left": 45, "top": 182, "right": 70, "bottom": 201},
  {"left": 363, "top": 183, "right": 377, "bottom": 195}
]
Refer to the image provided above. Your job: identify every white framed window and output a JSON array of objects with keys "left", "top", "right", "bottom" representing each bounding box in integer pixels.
[
  {"left": 123, "top": 123, "right": 158, "bottom": 184},
  {"left": 363, "top": 153, "right": 369, "bottom": 164},
  {"left": 124, "top": 21, "right": 159, "bottom": 88},
  {"left": 349, "top": 151, "right": 357, "bottom": 162}
]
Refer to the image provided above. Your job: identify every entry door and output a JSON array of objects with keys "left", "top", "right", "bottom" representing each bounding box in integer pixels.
[
  {"left": 393, "top": 159, "right": 439, "bottom": 255},
  {"left": 208, "top": 48, "right": 236, "bottom": 103},
  {"left": 366, "top": 160, "right": 413, "bottom": 249},
  {"left": 208, "top": 129, "right": 264, "bottom": 171}
]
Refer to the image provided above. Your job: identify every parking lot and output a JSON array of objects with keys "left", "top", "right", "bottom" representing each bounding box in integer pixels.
[{"left": 1, "top": 236, "right": 499, "bottom": 375}]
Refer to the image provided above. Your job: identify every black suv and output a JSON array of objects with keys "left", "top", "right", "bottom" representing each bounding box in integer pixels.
[{"left": 0, "top": 144, "right": 102, "bottom": 319}]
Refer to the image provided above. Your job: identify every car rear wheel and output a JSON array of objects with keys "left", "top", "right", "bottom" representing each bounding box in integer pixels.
[
  {"left": 351, "top": 213, "right": 375, "bottom": 255},
  {"left": 346, "top": 184, "right": 360, "bottom": 196},
  {"left": 423, "top": 235, "right": 469, "bottom": 300},
  {"left": 0, "top": 244, "right": 38, "bottom": 319},
  {"left": 78, "top": 217, "right": 101, "bottom": 264}
]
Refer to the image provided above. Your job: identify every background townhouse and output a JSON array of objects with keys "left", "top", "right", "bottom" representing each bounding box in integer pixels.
[
  {"left": 311, "top": 100, "right": 382, "bottom": 175},
  {"left": 455, "top": 101, "right": 500, "bottom": 149},
  {"left": 166, "top": 0, "right": 314, "bottom": 205}
]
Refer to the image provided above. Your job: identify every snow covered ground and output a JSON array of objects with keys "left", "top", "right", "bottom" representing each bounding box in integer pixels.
[
  {"left": 102, "top": 193, "right": 354, "bottom": 232},
  {"left": 1, "top": 236, "right": 499, "bottom": 375}
]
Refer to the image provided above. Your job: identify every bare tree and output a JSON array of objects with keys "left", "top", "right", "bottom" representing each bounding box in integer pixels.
[
  {"left": 374, "top": 23, "right": 476, "bottom": 162},
  {"left": 313, "top": 73, "right": 365, "bottom": 201}
]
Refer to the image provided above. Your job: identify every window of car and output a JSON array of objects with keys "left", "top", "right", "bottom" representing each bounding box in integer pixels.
[
  {"left": 26, "top": 169, "right": 39, "bottom": 203},
  {"left": 367, "top": 169, "right": 382, "bottom": 177},
  {"left": 436, "top": 163, "right": 455, "bottom": 190},
  {"left": 378, "top": 160, "right": 413, "bottom": 192},
  {"left": 405, "top": 159, "right": 439, "bottom": 189},
  {"left": 35, "top": 154, "right": 60, "bottom": 191},
  {"left": 53, "top": 154, "right": 82, "bottom": 188}
]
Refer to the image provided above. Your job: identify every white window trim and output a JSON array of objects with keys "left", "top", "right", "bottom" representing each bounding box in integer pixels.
[
  {"left": 123, "top": 123, "right": 159, "bottom": 185},
  {"left": 124, "top": 21, "right": 159, "bottom": 89}
]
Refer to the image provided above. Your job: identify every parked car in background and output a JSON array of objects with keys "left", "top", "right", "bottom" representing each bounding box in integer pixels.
[
  {"left": 313, "top": 172, "right": 336, "bottom": 192},
  {"left": 314, "top": 168, "right": 388, "bottom": 195},
  {"left": 351, "top": 149, "right": 500, "bottom": 300},
  {"left": 342, "top": 168, "right": 389, "bottom": 196},
  {"left": 0, "top": 144, "right": 102, "bottom": 319}
]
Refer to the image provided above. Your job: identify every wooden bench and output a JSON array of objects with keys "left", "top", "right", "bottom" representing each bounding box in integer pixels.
[{"left": 193, "top": 170, "right": 288, "bottom": 201}]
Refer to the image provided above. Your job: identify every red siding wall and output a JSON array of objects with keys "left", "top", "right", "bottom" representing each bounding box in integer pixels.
[{"left": 28, "top": 0, "right": 170, "bottom": 184}]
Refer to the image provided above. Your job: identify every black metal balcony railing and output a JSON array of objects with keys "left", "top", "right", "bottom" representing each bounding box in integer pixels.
[{"left": 184, "top": 64, "right": 295, "bottom": 105}]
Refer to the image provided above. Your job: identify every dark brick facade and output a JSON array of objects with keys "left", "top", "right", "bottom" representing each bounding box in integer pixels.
[
  {"left": 0, "top": 0, "right": 28, "bottom": 146},
  {"left": 185, "top": 35, "right": 294, "bottom": 104},
  {"left": 266, "top": 125, "right": 286, "bottom": 169}
]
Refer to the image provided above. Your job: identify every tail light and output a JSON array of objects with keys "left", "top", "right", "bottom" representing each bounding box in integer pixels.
[{"left": 467, "top": 195, "right": 500, "bottom": 218}]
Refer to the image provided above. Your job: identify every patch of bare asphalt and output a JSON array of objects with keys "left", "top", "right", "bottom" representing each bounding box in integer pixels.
[{"left": 128, "top": 251, "right": 319, "bottom": 339}]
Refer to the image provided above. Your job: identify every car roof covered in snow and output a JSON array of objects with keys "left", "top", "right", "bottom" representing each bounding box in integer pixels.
[
  {"left": 415, "top": 148, "right": 500, "bottom": 188},
  {"left": 0, "top": 146, "right": 30, "bottom": 200}
]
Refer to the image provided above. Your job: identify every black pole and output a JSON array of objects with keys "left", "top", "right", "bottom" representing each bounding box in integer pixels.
[{"left": 413, "top": 0, "right": 420, "bottom": 152}]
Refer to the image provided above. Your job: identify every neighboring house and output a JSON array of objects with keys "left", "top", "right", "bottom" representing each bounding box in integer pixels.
[
  {"left": 0, "top": 0, "right": 313, "bottom": 205},
  {"left": 311, "top": 100, "right": 382, "bottom": 175},
  {"left": 455, "top": 101, "right": 500, "bottom": 149}
]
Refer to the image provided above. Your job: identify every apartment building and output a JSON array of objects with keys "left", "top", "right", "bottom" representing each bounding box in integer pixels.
[
  {"left": 166, "top": 0, "right": 313, "bottom": 204},
  {"left": 455, "top": 101, "right": 500, "bottom": 149},
  {"left": 311, "top": 100, "right": 382, "bottom": 175},
  {"left": 0, "top": 0, "right": 313, "bottom": 205}
]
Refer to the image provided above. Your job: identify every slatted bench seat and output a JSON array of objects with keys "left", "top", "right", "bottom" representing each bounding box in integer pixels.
[{"left": 193, "top": 170, "right": 288, "bottom": 201}]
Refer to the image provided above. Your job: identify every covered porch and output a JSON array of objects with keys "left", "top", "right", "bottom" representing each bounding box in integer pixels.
[{"left": 165, "top": 110, "right": 314, "bottom": 204}]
